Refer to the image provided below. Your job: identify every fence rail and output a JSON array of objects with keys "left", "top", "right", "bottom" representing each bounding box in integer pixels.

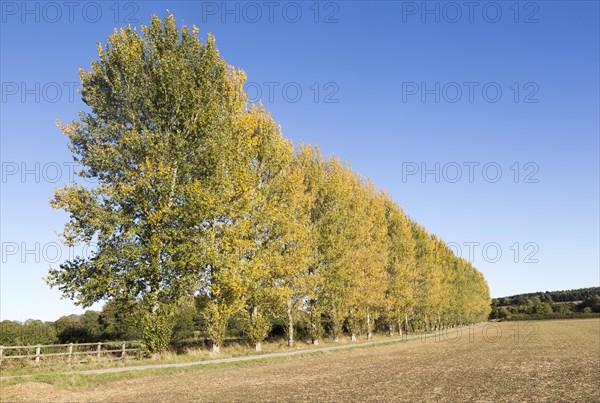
[{"left": 0, "top": 341, "right": 142, "bottom": 365}]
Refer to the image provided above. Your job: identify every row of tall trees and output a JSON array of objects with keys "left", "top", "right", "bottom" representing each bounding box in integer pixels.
[{"left": 48, "top": 15, "right": 490, "bottom": 355}]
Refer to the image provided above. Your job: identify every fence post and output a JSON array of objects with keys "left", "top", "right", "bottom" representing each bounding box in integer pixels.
[
  {"left": 68, "top": 343, "right": 74, "bottom": 364},
  {"left": 121, "top": 342, "right": 126, "bottom": 359},
  {"left": 96, "top": 342, "right": 102, "bottom": 359},
  {"left": 35, "top": 345, "right": 41, "bottom": 363}
]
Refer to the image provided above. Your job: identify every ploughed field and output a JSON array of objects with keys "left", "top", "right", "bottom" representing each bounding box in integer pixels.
[{"left": 2, "top": 319, "right": 599, "bottom": 402}]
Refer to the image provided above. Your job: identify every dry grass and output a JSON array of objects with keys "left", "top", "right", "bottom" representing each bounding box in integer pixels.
[{"left": 1, "top": 319, "right": 598, "bottom": 402}]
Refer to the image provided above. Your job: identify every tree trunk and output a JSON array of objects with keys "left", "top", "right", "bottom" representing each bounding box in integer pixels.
[
  {"left": 366, "top": 311, "right": 372, "bottom": 340},
  {"left": 310, "top": 305, "right": 320, "bottom": 345},
  {"left": 398, "top": 321, "right": 403, "bottom": 337},
  {"left": 286, "top": 299, "right": 294, "bottom": 348},
  {"left": 331, "top": 306, "right": 341, "bottom": 342},
  {"left": 212, "top": 343, "right": 220, "bottom": 353},
  {"left": 389, "top": 324, "right": 394, "bottom": 337},
  {"left": 251, "top": 306, "right": 263, "bottom": 352},
  {"left": 351, "top": 333, "right": 357, "bottom": 341},
  {"left": 404, "top": 314, "right": 409, "bottom": 334}
]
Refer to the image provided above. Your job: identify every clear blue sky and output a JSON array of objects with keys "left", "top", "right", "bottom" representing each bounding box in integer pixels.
[{"left": 1, "top": 1, "right": 598, "bottom": 321}]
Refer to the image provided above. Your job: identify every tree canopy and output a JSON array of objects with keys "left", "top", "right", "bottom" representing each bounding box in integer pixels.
[{"left": 48, "top": 14, "right": 491, "bottom": 354}]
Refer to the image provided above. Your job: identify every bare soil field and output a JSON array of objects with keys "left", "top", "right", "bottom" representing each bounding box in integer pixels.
[{"left": 2, "top": 319, "right": 599, "bottom": 402}]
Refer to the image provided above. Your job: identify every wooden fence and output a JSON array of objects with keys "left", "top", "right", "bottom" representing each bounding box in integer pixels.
[{"left": 0, "top": 341, "right": 142, "bottom": 365}]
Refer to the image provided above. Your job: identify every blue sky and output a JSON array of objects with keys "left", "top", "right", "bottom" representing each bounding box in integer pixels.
[{"left": 1, "top": 1, "right": 598, "bottom": 321}]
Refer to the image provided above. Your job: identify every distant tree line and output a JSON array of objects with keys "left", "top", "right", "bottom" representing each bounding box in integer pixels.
[
  {"left": 45, "top": 15, "right": 491, "bottom": 355},
  {"left": 489, "top": 287, "right": 600, "bottom": 321},
  {"left": 0, "top": 301, "right": 139, "bottom": 347}
]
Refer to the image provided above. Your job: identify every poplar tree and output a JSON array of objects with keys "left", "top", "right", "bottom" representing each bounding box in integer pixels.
[
  {"left": 198, "top": 104, "right": 272, "bottom": 353},
  {"left": 48, "top": 15, "right": 251, "bottom": 354},
  {"left": 382, "top": 194, "right": 417, "bottom": 336},
  {"left": 317, "top": 158, "right": 362, "bottom": 343},
  {"left": 350, "top": 181, "right": 388, "bottom": 340},
  {"left": 242, "top": 111, "right": 313, "bottom": 351},
  {"left": 428, "top": 237, "right": 447, "bottom": 330},
  {"left": 270, "top": 148, "right": 315, "bottom": 348}
]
